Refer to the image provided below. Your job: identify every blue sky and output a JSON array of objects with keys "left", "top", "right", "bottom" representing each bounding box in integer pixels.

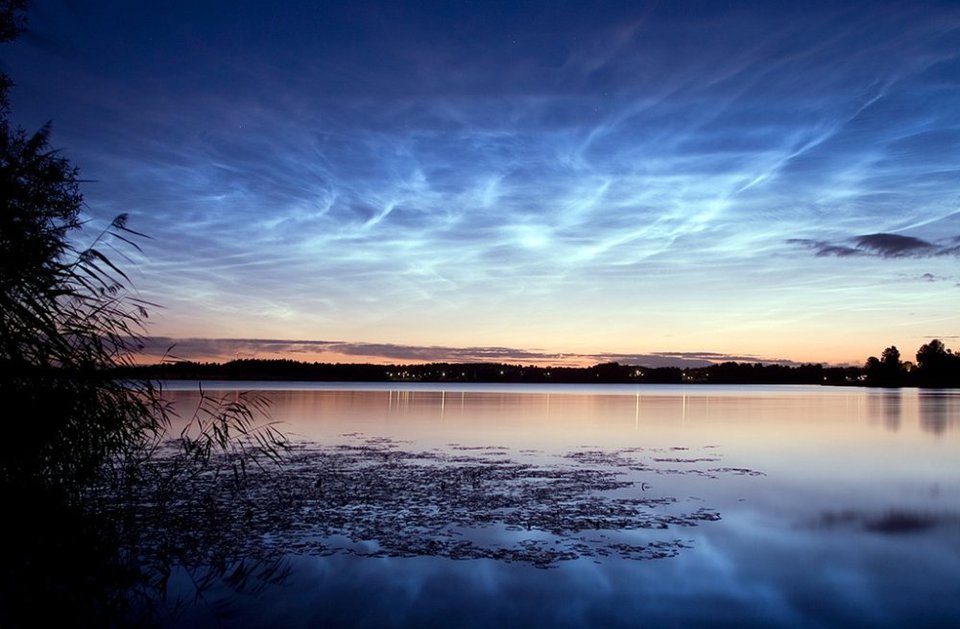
[{"left": 4, "top": 0, "right": 959, "bottom": 365}]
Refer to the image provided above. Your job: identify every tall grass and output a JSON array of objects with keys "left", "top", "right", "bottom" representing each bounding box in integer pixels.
[{"left": 1, "top": 4, "right": 288, "bottom": 622}]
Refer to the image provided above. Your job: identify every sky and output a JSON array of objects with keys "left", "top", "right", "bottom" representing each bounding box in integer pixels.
[{"left": 3, "top": 0, "right": 959, "bottom": 367}]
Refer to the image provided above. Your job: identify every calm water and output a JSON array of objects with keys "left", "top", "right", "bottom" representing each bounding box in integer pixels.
[{"left": 160, "top": 383, "right": 960, "bottom": 627}]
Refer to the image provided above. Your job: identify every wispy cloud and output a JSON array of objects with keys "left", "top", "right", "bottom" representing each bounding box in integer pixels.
[{"left": 7, "top": 2, "right": 960, "bottom": 364}]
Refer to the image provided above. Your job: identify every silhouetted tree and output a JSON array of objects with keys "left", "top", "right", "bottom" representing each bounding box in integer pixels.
[
  {"left": 1, "top": 5, "right": 287, "bottom": 624},
  {"left": 915, "top": 339, "right": 959, "bottom": 387},
  {"left": 0, "top": 4, "right": 167, "bottom": 493},
  {"left": 863, "top": 345, "right": 907, "bottom": 387},
  {"left": 881, "top": 346, "right": 901, "bottom": 369}
]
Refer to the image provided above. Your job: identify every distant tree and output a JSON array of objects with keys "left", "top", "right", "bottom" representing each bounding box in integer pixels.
[
  {"left": 916, "top": 339, "right": 948, "bottom": 367},
  {"left": 864, "top": 356, "right": 881, "bottom": 384},
  {"left": 915, "top": 339, "right": 959, "bottom": 387},
  {"left": 881, "top": 346, "right": 901, "bottom": 369},
  {"left": 862, "top": 346, "right": 904, "bottom": 387},
  {"left": 880, "top": 345, "right": 904, "bottom": 385}
]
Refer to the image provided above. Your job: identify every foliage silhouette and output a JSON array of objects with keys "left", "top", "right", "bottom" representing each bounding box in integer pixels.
[
  {"left": 915, "top": 339, "right": 960, "bottom": 388},
  {"left": 864, "top": 340, "right": 959, "bottom": 388},
  {"left": 0, "top": 0, "right": 288, "bottom": 497},
  {"left": 0, "top": 0, "right": 165, "bottom": 495},
  {"left": 1, "top": 3, "right": 288, "bottom": 625},
  {"left": 864, "top": 345, "right": 905, "bottom": 387}
]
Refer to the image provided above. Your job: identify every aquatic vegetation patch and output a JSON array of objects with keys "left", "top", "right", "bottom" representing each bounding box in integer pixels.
[{"left": 120, "top": 435, "right": 763, "bottom": 569}]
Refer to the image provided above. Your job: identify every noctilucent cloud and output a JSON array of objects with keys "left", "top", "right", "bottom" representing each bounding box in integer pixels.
[{"left": 5, "top": 0, "right": 959, "bottom": 366}]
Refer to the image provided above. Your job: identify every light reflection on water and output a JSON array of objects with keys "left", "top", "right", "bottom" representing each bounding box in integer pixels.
[{"left": 161, "top": 384, "right": 960, "bottom": 627}]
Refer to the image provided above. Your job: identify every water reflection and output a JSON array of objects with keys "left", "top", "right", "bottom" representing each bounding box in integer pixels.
[
  {"left": 814, "top": 509, "right": 960, "bottom": 534},
  {"left": 1, "top": 482, "right": 292, "bottom": 628},
  {"left": 882, "top": 389, "right": 902, "bottom": 431},
  {"left": 919, "top": 390, "right": 960, "bottom": 435},
  {"left": 164, "top": 388, "right": 960, "bottom": 463},
  {"left": 151, "top": 384, "right": 960, "bottom": 627},
  {"left": 861, "top": 388, "right": 960, "bottom": 435}
]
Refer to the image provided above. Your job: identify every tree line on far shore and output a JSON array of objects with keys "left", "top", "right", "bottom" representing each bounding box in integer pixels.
[
  {"left": 862, "top": 339, "right": 960, "bottom": 388},
  {"left": 117, "top": 339, "right": 959, "bottom": 388}
]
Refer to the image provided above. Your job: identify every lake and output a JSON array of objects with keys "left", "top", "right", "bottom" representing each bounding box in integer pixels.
[{"left": 157, "top": 383, "right": 960, "bottom": 627}]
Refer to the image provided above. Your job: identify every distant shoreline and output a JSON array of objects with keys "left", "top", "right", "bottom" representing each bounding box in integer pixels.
[{"left": 118, "top": 358, "right": 867, "bottom": 387}]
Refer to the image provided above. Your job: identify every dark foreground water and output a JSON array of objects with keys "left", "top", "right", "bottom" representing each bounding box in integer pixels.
[{"left": 157, "top": 383, "right": 960, "bottom": 627}]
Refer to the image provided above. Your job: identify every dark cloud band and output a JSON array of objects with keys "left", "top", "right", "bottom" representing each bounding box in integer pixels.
[
  {"left": 136, "top": 337, "right": 793, "bottom": 368},
  {"left": 789, "top": 233, "right": 959, "bottom": 259}
]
